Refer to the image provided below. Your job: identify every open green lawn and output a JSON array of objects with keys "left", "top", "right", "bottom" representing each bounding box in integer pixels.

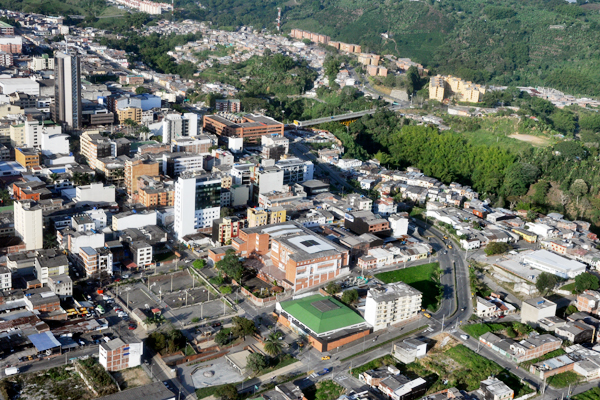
[
  {"left": 560, "top": 282, "right": 577, "bottom": 293},
  {"left": 98, "top": 6, "right": 126, "bottom": 17},
  {"left": 154, "top": 251, "right": 177, "bottom": 263},
  {"left": 547, "top": 371, "right": 582, "bottom": 388},
  {"left": 375, "top": 262, "right": 441, "bottom": 311},
  {"left": 574, "top": 387, "right": 600, "bottom": 400},
  {"left": 462, "top": 323, "right": 506, "bottom": 338}
]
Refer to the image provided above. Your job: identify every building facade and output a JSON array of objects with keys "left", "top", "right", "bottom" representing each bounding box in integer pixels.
[
  {"left": 174, "top": 173, "right": 221, "bottom": 238},
  {"left": 53, "top": 52, "right": 82, "bottom": 129}
]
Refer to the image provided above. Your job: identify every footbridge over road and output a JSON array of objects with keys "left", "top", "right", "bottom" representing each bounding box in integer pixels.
[{"left": 293, "top": 104, "right": 405, "bottom": 128}]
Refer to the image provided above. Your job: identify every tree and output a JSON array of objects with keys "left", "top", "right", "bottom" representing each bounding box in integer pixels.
[
  {"left": 135, "top": 86, "right": 151, "bottom": 95},
  {"left": 575, "top": 273, "right": 599, "bottom": 294},
  {"left": 325, "top": 282, "right": 341, "bottom": 295},
  {"left": 215, "top": 249, "right": 244, "bottom": 283},
  {"left": 570, "top": 179, "right": 588, "bottom": 204},
  {"left": 341, "top": 289, "right": 358, "bottom": 305},
  {"left": 214, "top": 384, "right": 239, "bottom": 400},
  {"left": 231, "top": 316, "right": 256, "bottom": 339},
  {"left": 193, "top": 259, "right": 206, "bottom": 269},
  {"left": 536, "top": 272, "right": 562, "bottom": 296},
  {"left": 484, "top": 242, "right": 510, "bottom": 256},
  {"left": 315, "top": 380, "right": 345, "bottom": 400},
  {"left": 246, "top": 352, "right": 267, "bottom": 374},
  {"left": 215, "top": 330, "right": 230, "bottom": 346},
  {"left": 220, "top": 207, "right": 234, "bottom": 218},
  {"left": 263, "top": 332, "right": 283, "bottom": 357}
]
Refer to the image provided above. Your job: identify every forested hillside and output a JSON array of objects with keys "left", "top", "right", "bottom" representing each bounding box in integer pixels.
[{"left": 173, "top": 0, "right": 600, "bottom": 96}]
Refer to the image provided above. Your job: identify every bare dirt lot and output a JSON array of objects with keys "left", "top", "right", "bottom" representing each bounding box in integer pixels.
[
  {"left": 508, "top": 134, "right": 550, "bottom": 146},
  {"left": 112, "top": 366, "right": 152, "bottom": 390}
]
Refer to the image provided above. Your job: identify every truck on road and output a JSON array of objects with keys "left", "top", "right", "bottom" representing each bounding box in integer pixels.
[{"left": 5, "top": 367, "right": 19, "bottom": 376}]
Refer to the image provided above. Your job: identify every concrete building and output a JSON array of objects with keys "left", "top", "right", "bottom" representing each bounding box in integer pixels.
[
  {"left": 554, "top": 321, "right": 595, "bottom": 344},
  {"left": 577, "top": 290, "right": 600, "bottom": 315},
  {"left": 174, "top": 173, "right": 221, "bottom": 239},
  {"left": 53, "top": 52, "right": 82, "bottom": 129},
  {"left": 75, "top": 183, "right": 116, "bottom": 205},
  {"left": 125, "top": 157, "right": 160, "bottom": 196},
  {"left": 215, "top": 99, "right": 241, "bottom": 113},
  {"left": 116, "top": 107, "right": 142, "bottom": 124},
  {"left": 0, "top": 78, "right": 38, "bottom": 96},
  {"left": 172, "top": 135, "right": 214, "bottom": 154},
  {"left": 161, "top": 113, "right": 200, "bottom": 144},
  {"left": 0, "top": 266, "right": 11, "bottom": 290},
  {"left": 344, "top": 210, "right": 391, "bottom": 236},
  {"left": 364, "top": 283, "right": 422, "bottom": 331},
  {"left": 162, "top": 152, "right": 205, "bottom": 177},
  {"left": 428, "top": 75, "right": 486, "bottom": 103},
  {"left": 130, "top": 241, "right": 152, "bottom": 268},
  {"left": 521, "top": 297, "right": 557, "bottom": 327},
  {"left": 112, "top": 210, "right": 157, "bottom": 231},
  {"left": 80, "top": 246, "right": 113, "bottom": 277},
  {"left": 30, "top": 55, "right": 55, "bottom": 71},
  {"left": 388, "top": 214, "right": 409, "bottom": 237},
  {"left": 522, "top": 250, "right": 586, "bottom": 279},
  {"left": 232, "top": 222, "right": 348, "bottom": 291},
  {"left": 14, "top": 200, "right": 43, "bottom": 251},
  {"left": 212, "top": 216, "right": 243, "bottom": 246},
  {"left": 392, "top": 339, "right": 428, "bottom": 364},
  {"left": 276, "top": 294, "right": 370, "bottom": 352},
  {"left": 479, "top": 332, "right": 562, "bottom": 363},
  {"left": 275, "top": 158, "right": 314, "bottom": 185},
  {"left": 34, "top": 250, "right": 69, "bottom": 285},
  {"left": 15, "top": 147, "right": 40, "bottom": 169},
  {"left": 480, "top": 377, "right": 514, "bottom": 400},
  {"left": 47, "top": 274, "right": 73, "bottom": 298},
  {"left": 99, "top": 338, "right": 143, "bottom": 371}
]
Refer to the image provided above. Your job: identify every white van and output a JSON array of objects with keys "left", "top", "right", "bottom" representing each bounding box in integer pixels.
[{"left": 5, "top": 367, "right": 19, "bottom": 376}]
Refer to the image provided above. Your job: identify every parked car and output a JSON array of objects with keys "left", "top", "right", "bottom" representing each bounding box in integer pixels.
[
  {"left": 128, "top": 324, "right": 136, "bottom": 330},
  {"left": 211, "top": 322, "right": 222, "bottom": 328}
]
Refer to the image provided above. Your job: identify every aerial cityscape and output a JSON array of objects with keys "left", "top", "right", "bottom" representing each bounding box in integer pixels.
[{"left": 1, "top": 1, "right": 600, "bottom": 400}]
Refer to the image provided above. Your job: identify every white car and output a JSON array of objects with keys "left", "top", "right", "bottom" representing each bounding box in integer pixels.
[{"left": 460, "top": 334, "right": 469, "bottom": 340}]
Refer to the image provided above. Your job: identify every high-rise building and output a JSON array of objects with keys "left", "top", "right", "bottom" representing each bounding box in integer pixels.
[
  {"left": 53, "top": 52, "right": 82, "bottom": 129},
  {"left": 174, "top": 173, "right": 221, "bottom": 238},
  {"left": 162, "top": 113, "right": 200, "bottom": 144},
  {"left": 14, "top": 200, "right": 43, "bottom": 251}
]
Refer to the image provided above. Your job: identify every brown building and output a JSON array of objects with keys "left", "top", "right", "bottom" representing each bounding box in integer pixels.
[
  {"left": 289, "top": 29, "right": 330, "bottom": 44},
  {"left": 12, "top": 181, "right": 52, "bottom": 201},
  {"left": 125, "top": 156, "right": 159, "bottom": 196},
  {"left": 15, "top": 147, "right": 40, "bottom": 169},
  {"left": 344, "top": 210, "right": 391, "bottom": 236},
  {"left": 0, "top": 21, "right": 14, "bottom": 35},
  {"left": 136, "top": 176, "right": 175, "bottom": 208},
  {"left": 232, "top": 222, "right": 348, "bottom": 291},
  {"left": 203, "top": 114, "right": 283, "bottom": 143},
  {"left": 99, "top": 338, "right": 143, "bottom": 371}
]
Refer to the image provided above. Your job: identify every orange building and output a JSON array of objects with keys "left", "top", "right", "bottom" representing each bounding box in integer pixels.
[
  {"left": 12, "top": 181, "right": 52, "bottom": 201},
  {"left": 15, "top": 147, "right": 40, "bottom": 169},
  {"left": 125, "top": 157, "right": 159, "bottom": 196},
  {"left": 135, "top": 175, "right": 175, "bottom": 208},
  {"left": 203, "top": 114, "right": 283, "bottom": 143}
]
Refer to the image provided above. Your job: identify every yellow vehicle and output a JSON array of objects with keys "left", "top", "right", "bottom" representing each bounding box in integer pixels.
[
  {"left": 447, "top": 244, "right": 453, "bottom": 249},
  {"left": 443, "top": 236, "right": 448, "bottom": 240},
  {"left": 423, "top": 313, "right": 431, "bottom": 318},
  {"left": 297, "top": 341, "right": 305, "bottom": 348},
  {"left": 321, "top": 356, "right": 331, "bottom": 360},
  {"left": 421, "top": 308, "right": 426, "bottom": 312}
]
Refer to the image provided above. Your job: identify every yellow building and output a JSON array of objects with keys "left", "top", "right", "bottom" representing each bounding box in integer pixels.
[
  {"left": 247, "top": 207, "right": 286, "bottom": 228},
  {"left": 117, "top": 107, "right": 142, "bottom": 124},
  {"left": 15, "top": 147, "right": 40, "bottom": 169},
  {"left": 9, "top": 123, "right": 25, "bottom": 147},
  {"left": 428, "top": 75, "right": 486, "bottom": 103},
  {"left": 221, "top": 175, "right": 232, "bottom": 190}
]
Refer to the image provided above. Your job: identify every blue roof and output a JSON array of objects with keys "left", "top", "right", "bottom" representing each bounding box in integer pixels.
[{"left": 28, "top": 331, "right": 61, "bottom": 352}]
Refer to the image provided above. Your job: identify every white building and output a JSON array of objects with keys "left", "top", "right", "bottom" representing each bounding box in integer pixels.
[
  {"left": 174, "top": 173, "right": 221, "bottom": 239},
  {"left": 41, "top": 131, "right": 69, "bottom": 156},
  {"left": 337, "top": 158, "right": 362, "bottom": 171},
  {"left": 255, "top": 168, "right": 284, "bottom": 194},
  {"left": 130, "top": 241, "right": 152, "bottom": 268},
  {"left": 24, "top": 119, "right": 63, "bottom": 150},
  {"left": 112, "top": 210, "right": 157, "bottom": 231},
  {"left": 521, "top": 297, "right": 557, "bottom": 327},
  {"left": 14, "top": 200, "right": 43, "bottom": 251},
  {"left": 162, "top": 152, "right": 205, "bottom": 177},
  {"left": 0, "top": 266, "right": 11, "bottom": 290},
  {"left": 275, "top": 157, "right": 314, "bottom": 184},
  {"left": 522, "top": 250, "right": 586, "bottom": 279},
  {"left": 527, "top": 223, "right": 556, "bottom": 238},
  {"left": 373, "top": 198, "right": 396, "bottom": 217},
  {"left": 0, "top": 78, "right": 39, "bottom": 96},
  {"left": 161, "top": 113, "right": 200, "bottom": 144},
  {"left": 364, "top": 282, "right": 422, "bottom": 331},
  {"left": 75, "top": 183, "right": 116, "bottom": 205},
  {"left": 30, "top": 56, "right": 55, "bottom": 71},
  {"left": 389, "top": 214, "right": 409, "bottom": 237}
]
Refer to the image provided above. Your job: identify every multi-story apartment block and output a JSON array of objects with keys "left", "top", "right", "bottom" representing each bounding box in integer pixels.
[
  {"left": 174, "top": 173, "right": 221, "bottom": 238},
  {"left": 0, "top": 266, "right": 11, "bottom": 290},
  {"left": 162, "top": 152, "right": 205, "bottom": 177},
  {"left": 0, "top": 21, "right": 15, "bottom": 35},
  {"left": 116, "top": 107, "right": 142, "bottom": 124},
  {"left": 428, "top": 75, "right": 486, "bottom": 103},
  {"left": 344, "top": 210, "right": 390, "bottom": 236},
  {"left": 275, "top": 158, "right": 314, "bottom": 185},
  {"left": 247, "top": 207, "right": 287, "bottom": 228},
  {"left": 161, "top": 113, "right": 200, "bottom": 144},
  {"left": 364, "top": 283, "right": 422, "bottom": 331},
  {"left": 137, "top": 177, "right": 175, "bottom": 208},
  {"left": 203, "top": 114, "right": 284, "bottom": 143},
  {"left": 80, "top": 131, "right": 112, "bottom": 169},
  {"left": 290, "top": 29, "right": 330, "bottom": 44},
  {"left": 212, "top": 216, "right": 243, "bottom": 246},
  {"left": 215, "top": 99, "right": 241, "bottom": 113},
  {"left": 80, "top": 246, "right": 113, "bottom": 277},
  {"left": 231, "top": 222, "right": 348, "bottom": 291},
  {"left": 14, "top": 200, "right": 43, "bottom": 251},
  {"left": 125, "top": 156, "right": 159, "bottom": 196},
  {"left": 34, "top": 249, "right": 69, "bottom": 285},
  {"left": 15, "top": 147, "right": 40, "bottom": 169},
  {"left": 99, "top": 338, "right": 143, "bottom": 372},
  {"left": 112, "top": 210, "right": 157, "bottom": 231},
  {"left": 130, "top": 241, "right": 152, "bottom": 268},
  {"left": 172, "top": 135, "right": 214, "bottom": 154},
  {"left": 47, "top": 274, "right": 73, "bottom": 298}
]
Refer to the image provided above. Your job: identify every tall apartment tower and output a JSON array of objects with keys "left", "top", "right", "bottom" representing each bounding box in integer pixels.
[
  {"left": 14, "top": 200, "right": 43, "bottom": 250},
  {"left": 174, "top": 173, "right": 221, "bottom": 239},
  {"left": 53, "top": 52, "right": 82, "bottom": 129}
]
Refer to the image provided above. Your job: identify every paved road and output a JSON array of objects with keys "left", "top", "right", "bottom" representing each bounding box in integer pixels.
[{"left": 294, "top": 105, "right": 405, "bottom": 127}]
